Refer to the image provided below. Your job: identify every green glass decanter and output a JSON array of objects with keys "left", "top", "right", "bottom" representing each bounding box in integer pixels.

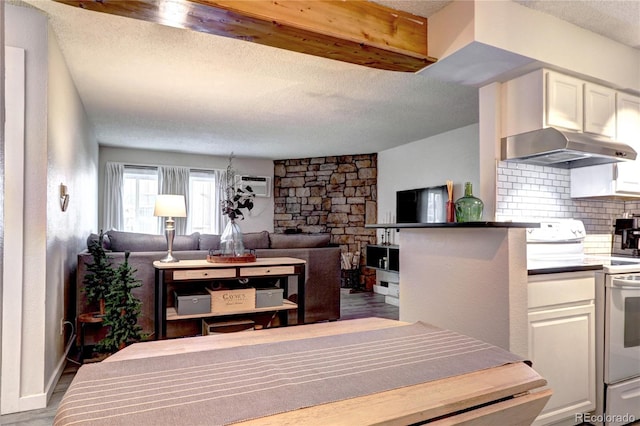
[{"left": 455, "top": 182, "right": 484, "bottom": 222}]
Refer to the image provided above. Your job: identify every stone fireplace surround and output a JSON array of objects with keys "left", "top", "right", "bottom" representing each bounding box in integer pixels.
[{"left": 274, "top": 154, "right": 377, "bottom": 288}]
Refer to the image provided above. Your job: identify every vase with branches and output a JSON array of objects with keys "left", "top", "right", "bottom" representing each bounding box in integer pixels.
[{"left": 220, "top": 154, "right": 255, "bottom": 256}]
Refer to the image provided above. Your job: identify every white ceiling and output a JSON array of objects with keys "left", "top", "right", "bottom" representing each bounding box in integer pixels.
[{"left": 16, "top": 0, "right": 640, "bottom": 160}]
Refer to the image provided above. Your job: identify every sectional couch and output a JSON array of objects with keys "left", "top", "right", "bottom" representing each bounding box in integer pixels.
[{"left": 77, "top": 230, "right": 341, "bottom": 343}]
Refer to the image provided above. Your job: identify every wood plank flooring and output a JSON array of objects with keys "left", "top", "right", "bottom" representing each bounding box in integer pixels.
[
  {"left": 339, "top": 288, "right": 399, "bottom": 320},
  {"left": 0, "top": 289, "right": 398, "bottom": 425}
]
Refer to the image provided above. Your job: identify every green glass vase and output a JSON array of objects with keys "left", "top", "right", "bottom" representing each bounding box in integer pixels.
[{"left": 455, "top": 182, "right": 484, "bottom": 222}]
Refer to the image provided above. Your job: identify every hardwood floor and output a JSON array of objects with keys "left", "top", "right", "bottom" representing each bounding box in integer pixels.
[
  {"left": 339, "top": 288, "right": 399, "bottom": 320},
  {"left": 0, "top": 289, "right": 397, "bottom": 425}
]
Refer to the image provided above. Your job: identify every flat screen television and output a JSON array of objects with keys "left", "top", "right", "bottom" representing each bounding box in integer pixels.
[{"left": 396, "top": 185, "right": 447, "bottom": 223}]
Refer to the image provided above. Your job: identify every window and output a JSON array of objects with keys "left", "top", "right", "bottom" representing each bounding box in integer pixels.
[
  {"left": 123, "top": 167, "right": 159, "bottom": 233},
  {"left": 189, "top": 171, "right": 218, "bottom": 234},
  {"left": 120, "top": 167, "right": 220, "bottom": 234}
]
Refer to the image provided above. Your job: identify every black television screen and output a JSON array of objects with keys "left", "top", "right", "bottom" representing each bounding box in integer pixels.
[{"left": 396, "top": 185, "right": 447, "bottom": 223}]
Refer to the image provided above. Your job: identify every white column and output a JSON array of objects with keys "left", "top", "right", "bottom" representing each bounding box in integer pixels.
[
  {"left": 1, "top": 46, "right": 29, "bottom": 414},
  {"left": 478, "top": 82, "right": 501, "bottom": 221}
]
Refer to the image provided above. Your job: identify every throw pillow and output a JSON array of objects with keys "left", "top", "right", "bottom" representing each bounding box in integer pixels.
[
  {"left": 269, "top": 233, "right": 331, "bottom": 249},
  {"left": 173, "top": 232, "right": 200, "bottom": 251},
  {"left": 86, "top": 233, "right": 111, "bottom": 251},
  {"left": 243, "top": 231, "right": 270, "bottom": 249},
  {"left": 200, "top": 234, "right": 221, "bottom": 251},
  {"left": 106, "top": 230, "right": 200, "bottom": 252}
]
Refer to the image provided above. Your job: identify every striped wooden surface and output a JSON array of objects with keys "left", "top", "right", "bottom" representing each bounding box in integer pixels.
[
  {"left": 54, "top": 320, "right": 542, "bottom": 426},
  {"left": 0, "top": 290, "right": 397, "bottom": 425}
]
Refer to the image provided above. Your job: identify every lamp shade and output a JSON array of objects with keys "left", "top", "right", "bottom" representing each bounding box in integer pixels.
[{"left": 154, "top": 194, "right": 187, "bottom": 217}]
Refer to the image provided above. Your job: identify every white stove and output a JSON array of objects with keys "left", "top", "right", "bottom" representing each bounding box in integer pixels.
[
  {"left": 586, "top": 255, "right": 640, "bottom": 274},
  {"left": 526, "top": 219, "right": 640, "bottom": 274},
  {"left": 527, "top": 219, "right": 640, "bottom": 425}
]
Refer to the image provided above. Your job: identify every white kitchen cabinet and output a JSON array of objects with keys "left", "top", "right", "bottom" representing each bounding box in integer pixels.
[
  {"left": 618, "top": 92, "right": 640, "bottom": 141},
  {"left": 528, "top": 271, "right": 596, "bottom": 426},
  {"left": 570, "top": 93, "right": 640, "bottom": 198},
  {"left": 584, "top": 82, "right": 616, "bottom": 138},
  {"left": 502, "top": 69, "right": 619, "bottom": 139},
  {"left": 546, "top": 71, "right": 584, "bottom": 132}
]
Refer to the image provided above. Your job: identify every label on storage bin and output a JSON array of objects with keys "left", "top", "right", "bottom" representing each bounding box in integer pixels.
[{"left": 207, "top": 288, "right": 256, "bottom": 313}]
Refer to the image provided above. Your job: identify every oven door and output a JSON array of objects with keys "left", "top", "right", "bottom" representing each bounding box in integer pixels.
[{"left": 605, "top": 276, "right": 640, "bottom": 384}]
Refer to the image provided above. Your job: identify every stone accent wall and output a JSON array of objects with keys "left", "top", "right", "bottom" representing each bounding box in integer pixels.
[{"left": 274, "top": 154, "right": 378, "bottom": 289}]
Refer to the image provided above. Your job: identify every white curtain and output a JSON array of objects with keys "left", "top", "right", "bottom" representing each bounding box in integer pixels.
[
  {"left": 158, "top": 166, "right": 190, "bottom": 235},
  {"left": 103, "top": 162, "right": 125, "bottom": 231},
  {"left": 214, "top": 169, "right": 227, "bottom": 234}
]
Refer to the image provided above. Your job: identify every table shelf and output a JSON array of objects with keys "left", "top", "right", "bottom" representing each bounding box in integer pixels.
[
  {"left": 166, "top": 300, "right": 298, "bottom": 321},
  {"left": 154, "top": 257, "right": 306, "bottom": 339}
]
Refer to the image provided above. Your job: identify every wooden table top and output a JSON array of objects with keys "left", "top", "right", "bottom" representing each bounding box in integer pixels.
[
  {"left": 105, "top": 318, "right": 550, "bottom": 425},
  {"left": 153, "top": 256, "right": 306, "bottom": 269}
]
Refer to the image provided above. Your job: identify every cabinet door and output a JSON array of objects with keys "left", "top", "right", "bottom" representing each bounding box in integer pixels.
[
  {"left": 617, "top": 92, "right": 640, "bottom": 144},
  {"left": 613, "top": 94, "right": 640, "bottom": 193},
  {"left": 614, "top": 162, "right": 640, "bottom": 193},
  {"left": 546, "top": 72, "right": 583, "bottom": 132},
  {"left": 528, "top": 303, "right": 595, "bottom": 426},
  {"left": 584, "top": 82, "right": 616, "bottom": 138}
]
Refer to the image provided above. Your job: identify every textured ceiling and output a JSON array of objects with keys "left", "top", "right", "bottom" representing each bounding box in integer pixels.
[
  {"left": 16, "top": 0, "right": 640, "bottom": 160},
  {"left": 514, "top": 0, "right": 640, "bottom": 49}
]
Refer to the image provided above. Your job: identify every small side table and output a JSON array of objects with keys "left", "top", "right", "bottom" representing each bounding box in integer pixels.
[{"left": 78, "top": 312, "right": 104, "bottom": 363}]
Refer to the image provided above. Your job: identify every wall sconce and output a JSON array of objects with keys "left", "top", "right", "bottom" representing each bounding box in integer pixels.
[{"left": 60, "top": 183, "right": 69, "bottom": 212}]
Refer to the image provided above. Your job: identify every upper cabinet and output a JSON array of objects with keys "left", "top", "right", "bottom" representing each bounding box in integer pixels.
[
  {"left": 583, "top": 82, "right": 616, "bottom": 138},
  {"left": 501, "top": 68, "right": 640, "bottom": 198},
  {"left": 545, "top": 71, "right": 584, "bottom": 132},
  {"left": 570, "top": 92, "right": 640, "bottom": 197},
  {"left": 502, "top": 69, "right": 616, "bottom": 139},
  {"left": 618, "top": 92, "right": 640, "bottom": 143}
]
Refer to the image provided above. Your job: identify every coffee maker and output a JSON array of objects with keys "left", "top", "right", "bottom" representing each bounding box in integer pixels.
[{"left": 613, "top": 217, "right": 640, "bottom": 257}]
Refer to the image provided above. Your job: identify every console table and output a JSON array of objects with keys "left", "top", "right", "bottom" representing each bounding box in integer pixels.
[{"left": 153, "top": 257, "right": 306, "bottom": 339}]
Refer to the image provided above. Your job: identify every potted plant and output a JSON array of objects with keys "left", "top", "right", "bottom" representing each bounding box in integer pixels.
[
  {"left": 96, "top": 252, "right": 143, "bottom": 353},
  {"left": 220, "top": 154, "right": 255, "bottom": 257}
]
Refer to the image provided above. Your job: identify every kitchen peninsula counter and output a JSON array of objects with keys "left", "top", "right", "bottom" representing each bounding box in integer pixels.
[
  {"left": 367, "top": 221, "right": 539, "bottom": 229},
  {"left": 389, "top": 224, "right": 532, "bottom": 358}
]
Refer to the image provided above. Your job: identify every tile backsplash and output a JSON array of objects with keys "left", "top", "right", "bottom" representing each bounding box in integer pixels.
[{"left": 496, "top": 161, "right": 625, "bottom": 255}]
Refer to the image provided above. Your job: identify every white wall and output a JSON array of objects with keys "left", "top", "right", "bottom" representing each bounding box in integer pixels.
[
  {"left": 98, "top": 147, "right": 275, "bottom": 233},
  {"left": 46, "top": 22, "right": 98, "bottom": 388},
  {"left": 2, "top": 6, "right": 48, "bottom": 414},
  {"left": 2, "top": 4, "right": 98, "bottom": 414},
  {"left": 377, "top": 123, "right": 480, "bottom": 241},
  {"left": 0, "top": 0, "right": 5, "bottom": 411}
]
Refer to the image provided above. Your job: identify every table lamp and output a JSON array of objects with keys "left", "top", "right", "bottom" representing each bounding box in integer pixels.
[{"left": 154, "top": 194, "right": 187, "bottom": 263}]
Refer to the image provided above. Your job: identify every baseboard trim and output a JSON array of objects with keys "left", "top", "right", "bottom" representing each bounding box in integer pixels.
[{"left": 45, "top": 333, "right": 76, "bottom": 406}]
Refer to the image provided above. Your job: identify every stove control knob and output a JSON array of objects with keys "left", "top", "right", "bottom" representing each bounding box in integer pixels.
[{"left": 571, "top": 228, "right": 585, "bottom": 237}]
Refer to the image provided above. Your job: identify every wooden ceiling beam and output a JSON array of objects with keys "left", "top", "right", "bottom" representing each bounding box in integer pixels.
[{"left": 52, "top": 0, "right": 436, "bottom": 72}]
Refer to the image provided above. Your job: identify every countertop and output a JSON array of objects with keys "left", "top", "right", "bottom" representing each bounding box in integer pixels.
[
  {"left": 528, "top": 256, "right": 640, "bottom": 275},
  {"left": 527, "top": 259, "right": 604, "bottom": 275},
  {"left": 366, "top": 222, "right": 539, "bottom": 229}
]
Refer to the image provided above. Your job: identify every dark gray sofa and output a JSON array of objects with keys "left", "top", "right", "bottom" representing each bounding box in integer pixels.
[{"left": 77, "top": 230, "right": 341, "bottom": 343}]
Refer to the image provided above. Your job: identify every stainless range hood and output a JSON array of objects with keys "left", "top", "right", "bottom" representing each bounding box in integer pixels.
[{"left": 501, "top": 127, "right": 637, "bottom": 168}]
